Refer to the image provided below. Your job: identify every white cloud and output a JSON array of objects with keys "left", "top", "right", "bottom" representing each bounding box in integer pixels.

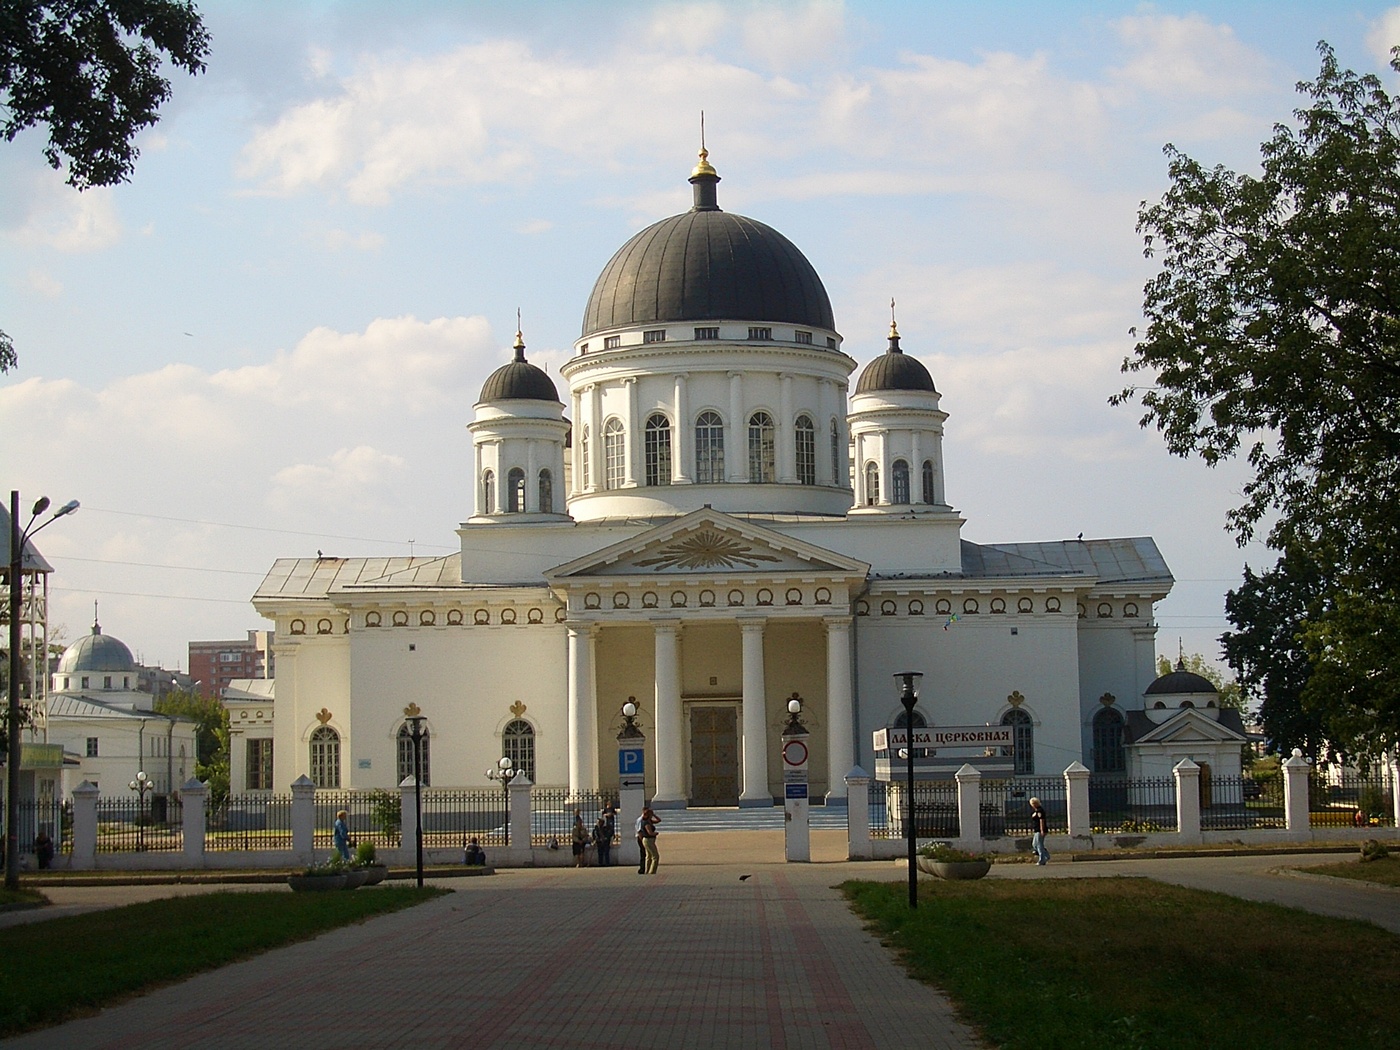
[
  {"left": 26, "top": 269, "right": 62, "bottom": 298},
  {"left": 516, "top": 219, "right": 553, "bottom": 235},
  {"left": 320, "top": 227, "right": 385, "bottom": 252},
  {"left": 270, "top": 446, "right": 408, "bottom": 509},
  {"left": 1369, "top": 8, "right": 1400, "bottom": 67},
  {"left": 1110, "top": 14, "right": 1271, "bottom": 98},
  {"left": 10, "top": 181, "right": 122, "bottom": 252}
]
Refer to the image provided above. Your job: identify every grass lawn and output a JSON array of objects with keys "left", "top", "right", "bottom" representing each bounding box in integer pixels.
[
  {"left": 0, "top": 887, "right": 446, "bottom": 1036},
  {"left": 1297, "top": 853, "right": 1400, "bottom": 887},
  {"left": 842, "top": 876, "right": 1398, "bottom": 1050}
]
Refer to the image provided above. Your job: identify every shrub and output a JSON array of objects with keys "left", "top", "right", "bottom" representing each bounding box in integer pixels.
[
  {"left": 1360, "top": 839, "right": 1390, "bottom": 862},
  {"left": 917, "top": 842, "right": 988, "bottom": 863},
  {"left": 354, "top": 840, "right": 378, "bottom": 866}
]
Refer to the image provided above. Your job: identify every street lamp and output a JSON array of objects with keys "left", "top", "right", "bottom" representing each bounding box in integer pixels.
[
  {"left": 7, "top": 491, "right": 78, "bottom": 890},
  {"left": 129, "top": 770, "right": 153, "bottom": 852},
  {"left": 895, "top": 671, "right": 924, "bottom": 909},
  {"left": 404, "top": 710, "right": 427, "bottom": 888},
  {"left": 486, "top": 756, "right": 521, "bottom": 845}
]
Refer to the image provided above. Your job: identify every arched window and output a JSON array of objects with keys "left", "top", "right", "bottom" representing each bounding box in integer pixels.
[
  {"left": 922, "top": 460, "right": 935, "bottom": 504},
  {"left": 864, "top": 462, "right": 880, "bottom": 505},
  {"left": 481, "top": 470, "right": 495, "bottom": 515},
  {"left": 890, "top": 708, "right": 929, "bottom": 757},
  {"left": 748, "top": 412, "right": 775, "bottom": 482},
  {"left": 502, "top": 719, "right": 536, "bottom": 783},
  {"left": 795, "top": 415, "right": 815, "bottom": 485},
  {"left": 309, "top": 726, "right": 340, "bottom": 789},
  {"left": 507, "top": 467, "right": 526, "bottom": 512},
  {"left": 396, "top": 722, "right": 431, "bottom": 786},
  {"left": 695, "top": 411, "right": 724, "bottom": 483},
  {"left": 538, "top": 469, "right": 553, "bottom": 514},
  {"left": 1092, "top": 708, "right": 1126, "bottom": 773},
  {"left": 830, "top": 419, "right": 842, "bottom": 486},
  {"left": 892, "top": 459, "right": 910, "bottom": 504},
  {"left": 644, "top": 413, "right": 672, "bottom": 486},
  {"left": 580, "top": 426, "right": 590, "bottom": 490},
  {"left": 603, "top": 418, "right": 625, "bottom": 489},
  {"left": 1001, "top": 708, "right": 1034, "bottom": 775}
]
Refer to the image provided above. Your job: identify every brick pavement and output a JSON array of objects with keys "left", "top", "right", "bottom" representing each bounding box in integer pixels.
[{"left": 1, "top": 859, "right": 987, "bottom": 1050}]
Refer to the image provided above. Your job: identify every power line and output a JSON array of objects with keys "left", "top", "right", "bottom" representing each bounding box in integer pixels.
[
  {"left": 50, "top": 586, "right": 253, "bottom": 606},
  {"left": 55, "top": 555, "right": 265, "bottom": 577},
  {"left": 81, "top": 506, "right": 456, "bottom": 551}
]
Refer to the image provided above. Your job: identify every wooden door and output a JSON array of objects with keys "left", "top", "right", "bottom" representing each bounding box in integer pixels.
[{"left": 689, "top": 706, "right": 739, "bottom": 807}]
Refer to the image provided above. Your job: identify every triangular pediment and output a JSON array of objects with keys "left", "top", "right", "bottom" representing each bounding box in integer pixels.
[
  {"left": 1133, "top": 709, "right": 1248, "bottom": 747},
  {"left": 545, "top": 508, "right": 870, "bottom": 581}
]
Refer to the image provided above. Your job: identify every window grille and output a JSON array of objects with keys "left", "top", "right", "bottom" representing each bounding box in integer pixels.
[
  {"left": 864, "top": 462, "right": 880, "bottom": 505},
  {"left": 694, "top": 327, "right": 719, "bottom": 340},
  {"left": 503, "top": 719, "right": 536, "bottom": 783},
  {"left": 748, "top": 412, "right": 775, "bottom": 482},
  {"left": 892, "top": 459, "right": 910, "bottom": 504},
  {"left": 922, "top": 460, "right": 935, "bottom": 504},
  {"left": 695, "top": 411, "right": 724, "bottom": 483},
  {"left": 309, "top": 726, "right": 341, "bottom": 788},
  {"left": 1001, "top": 709, "right": 1034, "bottom": 775},
  {"left": 538, "top": 469, "right": 553, "bottom": 514},
  {"left": 643, "top": 329, "right": 666, "bottom": 343},
  {"left": 604, "top": 419, "right": 625, "bottom": 489},
  {"left": 507, "top": 467, "right": 525, "bottom": 512},
  {"left": 748, "top": 327, "right": 771, "bottom": 341},
  {"left": 645, "top": 414, "right": 672, "bottom": 486},
  {"left": 397, "top": 723, "right": 431, "bottom": 786},
  {"left": 795, "top": 415, "right": 816, "bottom": 485}
]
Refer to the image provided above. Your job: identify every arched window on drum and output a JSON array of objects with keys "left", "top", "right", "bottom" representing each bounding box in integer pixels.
[{"left": 502, "top": 719, "right": 536, "bottom": 784}]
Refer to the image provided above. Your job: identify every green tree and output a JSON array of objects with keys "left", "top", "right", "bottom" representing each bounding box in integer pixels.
[
  {"left": 154, "top": 688, "right": 228, "bottom": 802},
  {"left": 1117, "top": 43, "right": 1400, "bottom": 761},
  {"left": 1, "top": 1, "right": 210, "bottom": 370},
  {"left": 1155, "top": 652, "right": 1244, "bottom": 711}
]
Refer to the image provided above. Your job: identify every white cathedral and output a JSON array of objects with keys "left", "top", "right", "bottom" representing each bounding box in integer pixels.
[{"left": 250, "top": 150, "right": 1239, "bottom": 806}]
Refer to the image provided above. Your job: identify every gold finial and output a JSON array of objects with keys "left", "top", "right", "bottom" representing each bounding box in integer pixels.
[
  {"left": 403, "top": 702, "right": 422, "bottom": 718},
  {"left": 692, "top": 110, "right": 717, "bottom": 178},
  {"left": 315, "top": 707, "right": 334, "bottom": 725},
  {"left": 509, "top": 700, "right": 527, "bottom": 718},
  {"left": 889, "top": 297, "right": 900, "bottom": 339}
]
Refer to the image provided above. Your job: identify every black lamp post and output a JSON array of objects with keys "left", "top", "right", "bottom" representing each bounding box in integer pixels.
[
  {"left": 486, "top": 755, "right": 520, "bottom": 845},
  {"left": 405, "top": 711, "right": 426, "bottom": 887},
  {"left": 895, "top": 671, "right": 923, "bottom": 909},
  {"left": 129, "top": 770, "right": 153, "bottom": 852},
  {"left": 7, "top": 491, "right": 78, "bottom": 891}
]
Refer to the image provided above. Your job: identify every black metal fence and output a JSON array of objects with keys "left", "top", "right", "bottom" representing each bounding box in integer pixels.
[
  {"left": 3, "top": 798, "right": 70, "bottom": 863},
  {"left": 420, "top": 789, "right": 510, "bottom": 847},
  {"left": 982, "top": 777, "right": 1068, "bottom": 836},
  {"left": 870, "top": 780, "right": 960, "bottom": 839},
  {"left": 1089, "top": 775, "right": 1178, "bottom": 833},
  {"left": 1312, "top": 771, "right": 1396, "bottom": 828},
  {"left": 95, "top": 794, "right": 184, "bottom": 852},
  {"left": 1201, "top": 774, "right": 1285, "bottom": 831},
  {"left": 313, "top": 789, "right": 400, "bottom": 852},
  {"left": 207, "top": 794, "right": 294, "bottom": 851},
  {"left": 530, "top": 789, "right": 619, "bottom": 846}
]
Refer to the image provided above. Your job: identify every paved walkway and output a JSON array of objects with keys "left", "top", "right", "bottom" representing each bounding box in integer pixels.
[
  {"left": 4, "top": 842, "right": 1395, "bottom": 1049},
  {"left": 1, "top": 854, "right": 985, "bottom": 1050}
]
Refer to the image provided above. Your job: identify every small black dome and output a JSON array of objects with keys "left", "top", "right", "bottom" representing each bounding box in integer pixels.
[
  {"left": 479, "top": 333, "right": 559, "bottom": 403},
  {"left": 1145, "top": 664, "right": 1218, "bottom": 696},
  {"left": 581, "top": 155, "right": 834, "bottom": 337},
  {"left": 855, "top": 327, "right": 936, "bottom": 394}
]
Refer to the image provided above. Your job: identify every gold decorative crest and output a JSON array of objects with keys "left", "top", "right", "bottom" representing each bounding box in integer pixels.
[
  {"left": 510, "top": 700, "right": 527, "bottom": 718},
  {"left": 1099, "top": 692, "right": 1117, "bottom": 707},
  {"left": 315, "top": 708, "right": 334, "bottom": 725},
  {"left": 403, "top": 702, "right": 422, "bottom": 718},
  {"left": 1007, "top": 690, "right": 1025, "bottom": 708},
  {"left": 635, "top": 530, "right": 782, "bottom": 571}
]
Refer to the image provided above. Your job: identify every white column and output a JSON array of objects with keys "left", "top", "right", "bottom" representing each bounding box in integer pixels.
[
  {"left": 493, "top": 441, "right": 507, "bottom": 513},
  {"left": 740, "top": 619, "right": 770, "bottom": 806},
  {"left": 910, "top": 431, "right": 924, "bottom": 503},
  {"left": 589, "top": 384, "right": 603, "bottom": 492},
  {"left": 824, "top": 616, "right": 854, "bottom": 801},
  {"left": 778, "top": 373, "right": 795, "bottom": 483},
  {"left": 567, "top": 623, "right": 596, "bottom": 795},
  {"left": 652, "top": 622, "right": 685, "bottom": 805},
  {"left": 571, "top": 389, "right": 583, "bottom": 496},
  {"left": 729, "top": 372, "right": 746, "bottom": 482},
  {"left": 674, "top": 373, "right": 691, "bottom": 483},
  {"left": 624, "top": 377, "right": 639, "bottom": 487},
  {"left": 525, "top": 442, "right": 538, "bottom": 513},
  {"left": 879, "top": 433, "right": 892, "bottom": 506}
]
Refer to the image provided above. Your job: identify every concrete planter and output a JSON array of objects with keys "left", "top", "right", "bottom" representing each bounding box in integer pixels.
[
  {"left": 343, "top": 868, "right": 370, "bottom": 889},
  {"left": 916, "top": 856, "right": 991, "bottom": 880},
  {"left": 359, "top": 864, "right": 389, "bottom": 886},
  {"left": 287, "top": 873, "right": 349, "bottom": 892}
]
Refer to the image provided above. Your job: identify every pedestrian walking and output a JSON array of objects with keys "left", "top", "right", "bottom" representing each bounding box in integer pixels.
[
  {"left": 333, "top": 809, "right": 352, "bottom": 861},
  {"left": 1029, "top": 797, "right": 1049, "bottom": 865}
]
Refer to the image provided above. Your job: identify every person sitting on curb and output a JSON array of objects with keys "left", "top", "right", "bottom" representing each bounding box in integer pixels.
[{"left": 464, "top": 838, "right": 487, "bottom": 866}]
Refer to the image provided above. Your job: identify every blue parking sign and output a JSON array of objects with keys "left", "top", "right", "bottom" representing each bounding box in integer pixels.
[{"left": 619, "top": 747, "right": 644, "bottom": 777}]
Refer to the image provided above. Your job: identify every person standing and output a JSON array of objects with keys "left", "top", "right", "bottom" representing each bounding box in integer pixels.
[
  {"left": 333, "top": 809, "right": 352, "bottom": 862},
  {"left": 571, "top": 812, "right": 590, "bottom": 867},
  {"left": 636, "top": 806, "right": 660, "bottom": 874},
  {"left": 593, "top": 812, "right": 612, "bottom": 867},
  {"left": 1029, "top": 797, "right": 1049, "bottom": 866}
]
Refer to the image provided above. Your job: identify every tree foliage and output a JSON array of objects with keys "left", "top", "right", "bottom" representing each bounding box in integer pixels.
[
  {"left": 1119, "top": 43, "right": 1400, "bottom": 760},
  {"left": 0, "top": 1, "right": 210, "bottom": 190},
  {"left": 154, "top": 688, "right": 228, "bottom": 801}
]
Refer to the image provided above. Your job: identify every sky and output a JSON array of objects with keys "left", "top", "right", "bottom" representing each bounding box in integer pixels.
[{"left": 4, "top": 0, "right": 1398, "bottom": 675}]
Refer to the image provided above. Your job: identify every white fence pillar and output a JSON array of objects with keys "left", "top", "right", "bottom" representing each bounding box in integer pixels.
[
  {"left": 290, "top": 775, "right": 316, "bottom": 863},
  {"left": 181, "top": 779, "right": 207, "bottom": 867},
  {"left": 398, "top": 777, "right": 420, "bottom": 864},
  {"left": 618, "top": 781, "right": 644, "bottom": 869},
  {"left": 70, "top": 781, "right": 98, "bottom": 870},
  {"left": 955, "top": 764, "right": 982, "bottom": 851},
  {"left": 1283, "top": 748, "right": 1311, "bottom": 836},
  {"left": 1063, "top": 762, "right": 1091, "bottom": 839},
  {"left": 845, "top": 767, "right": 872, "bottom": 860},
  {"left": 1391, "top": 757, "right": 1400, "bottom": 831},
  {"left": 1174, "top": 759, "right": 1202, "bottom": 843},
  {"left": 509, "top": 775, "right": 533, "bottom": 854}
]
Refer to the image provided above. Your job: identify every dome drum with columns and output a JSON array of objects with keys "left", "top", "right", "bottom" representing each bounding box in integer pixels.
[{"left": 256, "top": 147, "right": 1177, "bottom": 808}]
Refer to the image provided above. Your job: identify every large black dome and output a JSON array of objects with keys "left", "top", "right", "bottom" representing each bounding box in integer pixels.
[{"left": 581, "top": 157, "right": 835, "bottom": 338}]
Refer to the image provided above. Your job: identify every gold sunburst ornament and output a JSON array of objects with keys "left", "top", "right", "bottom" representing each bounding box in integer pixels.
[{"left": 635, "top": 530, "right": 782, "bottom": 571}]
